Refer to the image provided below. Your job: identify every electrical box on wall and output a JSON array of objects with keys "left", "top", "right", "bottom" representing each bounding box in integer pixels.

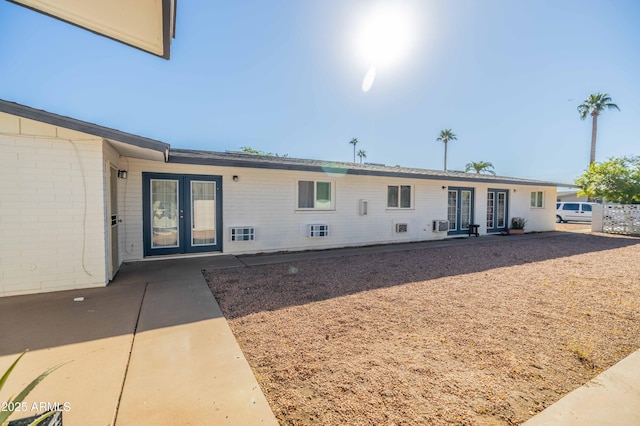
[{"left": 359, "top": 199, "right": 368, "bottom": 216}]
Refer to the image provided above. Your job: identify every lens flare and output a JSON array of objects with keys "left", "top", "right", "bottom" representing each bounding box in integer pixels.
[{"left": 362, "top": 67, "right": 376, "bottom": 92}]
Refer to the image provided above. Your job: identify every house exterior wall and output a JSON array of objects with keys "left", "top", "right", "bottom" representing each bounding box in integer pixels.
[
  {"left": 508, "top": 187, "right": 556, "bottom": 232},
  {"left": 0, "top": 114, "right": 108, "bottom": 297},
  {"left": 120, "top": 158, "right": 557, "bottom": 260}
]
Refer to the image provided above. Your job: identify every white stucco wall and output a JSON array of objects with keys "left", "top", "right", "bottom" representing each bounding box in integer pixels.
[
  {"left": 507, "top": 187, "right": 556, "bottom": 232},
  {"left": 119, "top": 158, "right": 557, "bottom": 260},
  {"left": 0, "top": 113, "right": 108, "bottom": 297}
]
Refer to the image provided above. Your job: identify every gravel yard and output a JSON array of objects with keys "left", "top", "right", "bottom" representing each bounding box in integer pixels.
[{"left": 205, "top": 232, "right": 640, "bottom": 425}]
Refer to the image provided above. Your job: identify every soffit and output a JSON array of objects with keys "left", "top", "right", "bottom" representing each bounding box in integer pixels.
[
  {"left": 106, "top": 139, "right": 166, "bottom": 162},
  {"left": 10, "top": 0, "right": 176, "bottom": 59}
]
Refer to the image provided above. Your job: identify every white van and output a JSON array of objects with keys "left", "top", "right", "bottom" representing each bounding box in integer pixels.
[{"left": 555, "top": 202, "right": 597, "bottom": 223}]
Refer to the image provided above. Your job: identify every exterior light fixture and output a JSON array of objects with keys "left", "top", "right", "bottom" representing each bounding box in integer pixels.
[
  {"left": 117, "top": 170, "right": 128, "bottom": 179},
  {"left": 233, "top": 175, "right": 239, "bottom": 182}
]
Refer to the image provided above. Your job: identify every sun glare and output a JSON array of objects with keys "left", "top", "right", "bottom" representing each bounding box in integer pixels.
[{"left": 354, "top": 4, "right": 415, "bottom": 71}]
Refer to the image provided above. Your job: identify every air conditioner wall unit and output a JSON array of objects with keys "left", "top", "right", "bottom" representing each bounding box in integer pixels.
[
  {"left": 395, "top": 223, "right": 408, "bottom": 233},
  {"left": 433, "top": 220, "right": 449, "bottom": 232},
  {"left": 308, "top": 224, "right": 329, "bottom": 238}
]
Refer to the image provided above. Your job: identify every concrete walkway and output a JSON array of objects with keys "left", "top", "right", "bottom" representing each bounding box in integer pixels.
[
  {"left": 524, "top": 349, "right": 640, "bottom": 425},
  {"left": 2, "top": 230, "right": 639, "bottom": 425},
  {"left": 0, "top": 256, "right": 276, "bottom": 426}
]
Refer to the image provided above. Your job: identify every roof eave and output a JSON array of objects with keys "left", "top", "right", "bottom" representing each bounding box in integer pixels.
[{"left": 0, "top": 99, "right": 170, "bottom": 159}]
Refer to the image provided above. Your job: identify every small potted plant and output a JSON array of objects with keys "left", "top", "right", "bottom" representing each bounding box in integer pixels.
[{"left": 508, "top": 217, "right": 526, "bottom": 235}]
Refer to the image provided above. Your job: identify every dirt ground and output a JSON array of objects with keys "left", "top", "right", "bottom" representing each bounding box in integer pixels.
[
  {"left": 555, "top": 222, "right": 591, "bottom": 232},
  {"left": 205, "top": 232, "right": 640, "bottom": 425}
]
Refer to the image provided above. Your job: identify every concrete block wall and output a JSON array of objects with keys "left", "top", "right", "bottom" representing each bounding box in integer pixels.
[
  {"left": 0, "top": 114, "right": 107, "bottom": 296},
  {"left": 120, "top": 158, "right": 557, "bottom": 259}
]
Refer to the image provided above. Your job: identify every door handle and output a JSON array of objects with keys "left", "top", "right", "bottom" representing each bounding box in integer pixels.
[{"left": 179, "top": 209, "right": 184, "bottom": 219}]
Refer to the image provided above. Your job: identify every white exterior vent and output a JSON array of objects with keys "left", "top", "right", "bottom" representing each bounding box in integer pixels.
[
  {"left": 230, "top": 227, "right": 255, "bottom": 242},
  {"left": 433, "top": 220, "right": 449, "bottom": 232},
  {"left": 308, "top": 224, "right": 329, "bottom": 238},
  {"left": 395, "top": 223, "right": 408, "bottom": 233},
  {"left": 359, "top": 199, "right": 368, "bottom": 216}
]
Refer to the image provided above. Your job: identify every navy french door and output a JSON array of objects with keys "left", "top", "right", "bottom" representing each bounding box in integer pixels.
[
  {"left": 486, "top": 188, "right": 509, "bottom": 233},
  {"left": 143, "top": 173, "right": 222, "bottom": 256},
  {"left": 447, "top": 187, "right": 475, "bottom": 235}
]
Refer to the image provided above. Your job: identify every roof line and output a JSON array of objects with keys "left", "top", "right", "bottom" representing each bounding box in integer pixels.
[
  {"left": 0, "top": 99, "right": 170, "bottom": 158},
  {"left": 169, "top": 154, "right": 562, "bottom": 187}
]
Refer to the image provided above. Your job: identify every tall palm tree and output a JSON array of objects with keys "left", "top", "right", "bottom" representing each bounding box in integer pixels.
[
  {"left": 436, "top": 129, "right": 456, "bottom": 171},
  {"left": 577, "top": 93, "right": 620, "bottom": 165},
  {"left": 357, "top": 149, "right": 367, "bottom": 164},
  {"left": 349, "top": 138, "right": 359, "bottom": 162},
  {"left": 465, "top": 161, "right": 496, "bottom": 175}
]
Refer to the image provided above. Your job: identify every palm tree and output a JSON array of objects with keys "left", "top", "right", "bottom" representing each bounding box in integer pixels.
[
  {"left": 465, "top": 161, "right": 496, "bottom": 175},
  {"left": 436, "top": 129, "right": 456, "bottom": 171},
  {"left": 357, "top": 149, "right": 367, "bottom": 163},
  {"left": 577, "top": 93, "right": 620, "bottom": 165},
  {"left": 349, "top": 138, "right": 358, "bottom": 162}
]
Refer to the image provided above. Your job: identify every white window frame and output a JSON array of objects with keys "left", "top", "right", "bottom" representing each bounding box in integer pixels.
[
  {"left": 530, "top": 191, "right": 544, "bottom": 208},
  {"left": 296, "top": 180, "right": 335, "bottom": 210},
  {"left": 386, "top": 185, "right": 413, "bottom": 210}
]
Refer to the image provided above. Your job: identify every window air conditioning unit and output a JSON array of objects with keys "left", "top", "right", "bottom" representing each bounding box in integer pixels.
[
  {"left": 230, "top": 227, "right": 255, "bottom": 242},
  {"left": 395, "top": 223, "right": 408, "bottom": 233},
  {"left": 308, "top": 224, "right": 329, "bottom": 238},
  {"left": 433, "top": 220, "right": 449, "bottom": 232}
]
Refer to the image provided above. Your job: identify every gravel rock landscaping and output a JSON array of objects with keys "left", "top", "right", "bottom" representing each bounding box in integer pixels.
[{"left": 205, "top": 232, "right": 640, "bottom": 425}]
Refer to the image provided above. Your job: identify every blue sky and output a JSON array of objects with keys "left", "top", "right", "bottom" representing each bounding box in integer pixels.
[{"left": 1, "top": 0, "right": 639, "bottom": 185}]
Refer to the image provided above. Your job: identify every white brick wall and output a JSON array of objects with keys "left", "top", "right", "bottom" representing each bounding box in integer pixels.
[
  {"left": 0, "top": 111, "right": 558, "bottom": 296},
  {"left": 0, "top": 114, "right": 107, "bottom": 296},
  {"left": 120, "top": 159, "right": 557, "bottom": 259}
]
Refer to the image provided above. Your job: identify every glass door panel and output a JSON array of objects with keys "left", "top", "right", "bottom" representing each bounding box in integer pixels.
[
  {"left": 151, "top": 179, "right": 179, "bottom": 248},
  {"left": 461, "top": 190, "right": 471, "bottom": 230},
  {"left": 497, "top": 192, "right": 506, "bottom": 228},
  {"left": 191, "top": 181, "right": 216, "bottom": 246},
  {"left": 448, "top": 191, "right": 458, "bottom": 231},
  {"left": 486, "top": 192, "right": 495, "bottom": 229}
]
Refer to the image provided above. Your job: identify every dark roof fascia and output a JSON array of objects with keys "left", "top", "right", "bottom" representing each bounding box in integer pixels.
[
  {"left": 0, "top": 99, "right": 170, "bottom": 159},
  {"left": 169, "top": 155, "right": 561, "bottom": 187},
  {"left": 8, "top": 0, "right": 175, "bottom": 60},
  {"left": 162, "top": 0, "right": 174, "bottom": 60}
]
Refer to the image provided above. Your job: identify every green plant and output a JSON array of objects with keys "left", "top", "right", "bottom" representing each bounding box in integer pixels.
[
  {"left": 0, "top": 351, "right": 66, "bottom": 426},
  {"left": 510, "top": 217, "right": 526, "bottom": 230},
  {"left": 577, "top": 93, "right": 620, "bottom": 165},
  {"left": 464, "top": 161, "right": 496, "bottom": 175},
  {"left": 576, "top": 156, "right": 640, "bottom": 203}
]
